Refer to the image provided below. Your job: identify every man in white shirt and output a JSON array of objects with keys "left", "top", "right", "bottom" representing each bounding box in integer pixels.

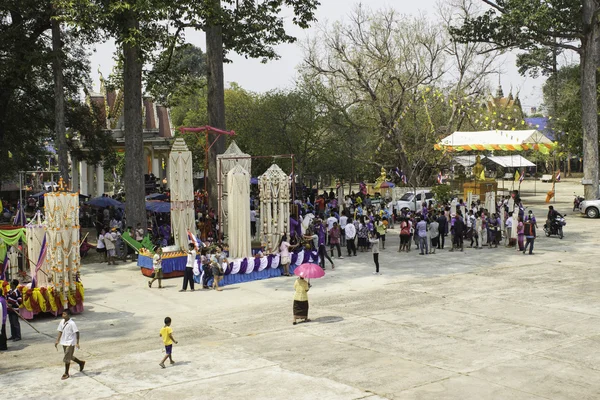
[
  {"left": 339, "top": 213, "right": 348, "bottom": 247},
  {"left": 344, "top": 217, "right": 357, "bottom": 256},
  {"left": 326, "top": 214, "right": 338, "bottom": 231},
  {"left": 55, "top": 309, "right": 84, "bottom": 380},
  {"left": 181, "top": 243, "right": 196, "bottom": 292}
]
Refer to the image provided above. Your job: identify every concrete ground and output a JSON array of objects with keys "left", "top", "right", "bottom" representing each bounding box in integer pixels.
[{"left": 3, "top": 178, "right": 600, "bottom": 399}]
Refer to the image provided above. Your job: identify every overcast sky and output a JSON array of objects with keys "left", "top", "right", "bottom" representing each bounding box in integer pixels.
[{"left": 88, "top": 0, "right": 559, "bottom": 111}]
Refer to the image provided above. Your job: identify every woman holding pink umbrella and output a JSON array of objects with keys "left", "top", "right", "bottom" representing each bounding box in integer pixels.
[
  {"left": 293, "top": 273, "right": 311, "bottom": 325},
  {"left": 292, "top": 263, "right": 325, "bottom": 325}
]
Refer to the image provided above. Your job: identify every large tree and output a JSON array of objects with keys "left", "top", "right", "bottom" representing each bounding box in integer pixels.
[
  {"left": 61, "top": 0, "right": 319, "bottom": 228},
  {"left": 301, "top": 2, "right": 499, "bottom": 185},
  {"left": 451, "top": 0, "right": 600, "bottom": 199},
  {"left": 0, "top": 1, "right": 112, "bottom": 188}
]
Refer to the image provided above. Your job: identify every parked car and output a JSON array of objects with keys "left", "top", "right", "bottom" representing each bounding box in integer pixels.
[
  {"left": 395, "top": 191, "right": 435, "bottom": 212},
  {"left": 579, "top": 198, "right": 600, "bottom": 218}
]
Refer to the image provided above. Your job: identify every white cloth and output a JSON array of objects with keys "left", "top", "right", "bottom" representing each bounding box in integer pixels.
[
  {"left": 57, "top": 319, "right": 79, "bottom": 346},
  {"left": 227, "top": 165, "right": 252, "bottom": 258}
]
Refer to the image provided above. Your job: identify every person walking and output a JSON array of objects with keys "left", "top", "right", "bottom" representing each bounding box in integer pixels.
[
  {"left": 148, "top": 246, "right": 163, "bottom": 288},
  {"left": 180, "top": 243, "right": 196, "bottom": 292},
  {"left": 292, "top": 273, "right": 311, "bottom": 325},
  {"left": 429, "top": 217, "right": 439, "bottom": 254},
  {"left": 517, "top": 216, "right": 525, "bottom": 251},
  {"left": 55, "top": 309, "right": 85, "bottom": 380},
  {"left": 523, "top": 218, "right": 536, "bottom": 255},
  {"left": 159, "top": 316, "right": 178, "bottom": 368},
  {"left": 104, "top": 228, "right": 118, "bottom": 265},
  {"left": 399, "top": 217, "right": 410, "bottom": 253},
  {"left": 329, "top": 222, "right": 343, "bottom": 259},
  {"left": 369, "top": 232, "right": 381, "bottom": 274},
  {"left": 416, "top": 217, "right": 428, "bottom": 255},
  {"left": 7, "top": 279, "right": 21, "bottom": 341},
  {"left": 437, "top": 212, "right": 447, "bottom": 250},
  {"left": 376, "top": 218, "right": 387, "bottom": 250},
  {"left": 344, "top": 217, "right": 357, "bottom": 257},
  {"left": 96, "top": 228, "right": 107, "bottom": 262},
  {"left": 279, "top": 234, "right": 298, "bottom": 276},
  {"left": 339, "top": 212, "right": 348, "bottom": 247}
]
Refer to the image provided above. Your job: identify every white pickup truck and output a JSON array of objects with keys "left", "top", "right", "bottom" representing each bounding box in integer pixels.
[{"left": 395, "top": 191, "right": 435, "bottom": 212}]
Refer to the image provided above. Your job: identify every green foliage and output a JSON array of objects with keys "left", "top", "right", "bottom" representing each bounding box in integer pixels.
[
  {"left": 0, "top": 1, "right": 112, "bottom": 184},
  {"left": 542, "top": 64, "right": 584, "bottom": 156},
  {"left": 431, "top": 184, "right": 453, "bottom": 205}
]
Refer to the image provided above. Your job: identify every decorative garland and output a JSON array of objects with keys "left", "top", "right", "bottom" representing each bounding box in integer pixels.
[{"left": 0, "top": 280, "right": 84, "bottom": 313}]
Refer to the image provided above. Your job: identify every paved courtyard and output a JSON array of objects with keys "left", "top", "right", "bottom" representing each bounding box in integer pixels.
[{"left": 3, "top": 179, "right": 600, "bottom": 399}]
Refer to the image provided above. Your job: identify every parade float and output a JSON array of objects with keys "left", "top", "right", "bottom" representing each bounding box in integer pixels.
[
  {"left": 136, "top": 136, "right": 318, "bottom": 285},
  {"left": 138, "top": 138, "right": 194, "bottom": 278},
  {"left": 0, "top": 179, "right": 84, "bottom": 319}
]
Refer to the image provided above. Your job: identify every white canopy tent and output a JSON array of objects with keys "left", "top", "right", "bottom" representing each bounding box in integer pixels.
[
  {"left": 439, "top": 129, "right": 554, "bottom": 147},
  {"left": 484, "top": 155, "right": 535, "bottom": 168}
]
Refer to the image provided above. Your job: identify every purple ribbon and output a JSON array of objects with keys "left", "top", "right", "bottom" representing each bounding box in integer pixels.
[{"left": 239, "top": 259, "right": 248, "bottom": 274}]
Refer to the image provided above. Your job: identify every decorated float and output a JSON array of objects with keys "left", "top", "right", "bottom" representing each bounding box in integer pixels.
[
  {"left": 135, "top": 138, "right": 318, "bottom": 285},
  {"left": 0, "top": 179, "right": 84, "bottom": 319}
]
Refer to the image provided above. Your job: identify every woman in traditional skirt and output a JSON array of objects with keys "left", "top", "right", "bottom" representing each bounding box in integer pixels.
[
  {"left": 517, "top": 216, "right": 525, "bottom": 251},
  {"left": 293, "top": 274, "right": 310, "bottom": 325}
]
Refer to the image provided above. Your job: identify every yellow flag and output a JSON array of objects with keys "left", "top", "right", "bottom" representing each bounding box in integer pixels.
[
  {"left": 479, "top": 170, "right": 485, "bottom": 180},
  {"left": 514, "top": 170, "right": 520, "bottom": 182}
]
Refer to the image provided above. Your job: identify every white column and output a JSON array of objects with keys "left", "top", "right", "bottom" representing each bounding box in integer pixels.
[
  {"left": 152, "top": 157, "right": 160, "bottom": 177},
  {"left": 96, "top": 164, "right": 104, "bottom": 196},
  {"left": 87, "top": 165, "right": 95, "bottom": 197},
  {"left": 79, "top": 161, "right": 88, "bottom": 196},
  {"left": 71, "top": 158, "right": 79, "bottom": 193}
]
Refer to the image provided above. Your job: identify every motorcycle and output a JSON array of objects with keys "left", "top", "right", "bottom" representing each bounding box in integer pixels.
[
  {"left": 544, "top": 216, "right": 566, "bottom": 239},
  {"left": 573, "top": 194, "right": 585, "bottom": 211}
]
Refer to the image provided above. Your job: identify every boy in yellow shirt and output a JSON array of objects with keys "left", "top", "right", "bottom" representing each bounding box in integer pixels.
[{"left": 159, "top": 317, "right": 178, "bottom": 368}]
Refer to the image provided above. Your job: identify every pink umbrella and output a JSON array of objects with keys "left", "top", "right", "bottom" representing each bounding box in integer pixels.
[{"left": 294, "top": 263, "right": 325, "bottom": 279}]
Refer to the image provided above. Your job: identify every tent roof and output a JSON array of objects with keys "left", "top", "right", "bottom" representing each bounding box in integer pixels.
[
  {"left": 484, "top": 155, "right": 535, "bottom": 168},
  {"left": 440, "top": 130, "right": 553, "bottom": 146},
  {"left": 435, "top": 130, "right": 555, "bottom": 152},
  {"left": 452, "top": 155, "right": 484, "bottom": 167}
]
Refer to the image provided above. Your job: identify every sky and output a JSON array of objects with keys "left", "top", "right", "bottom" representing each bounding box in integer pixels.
[{"left": 88, "top": 0, "right": 555, "bottom": 111}]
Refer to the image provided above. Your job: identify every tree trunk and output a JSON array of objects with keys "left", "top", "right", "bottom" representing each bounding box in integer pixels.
[
  {"left": 581, "top": 0, "right": 600, "bottom": 199},
  {"left": 52, "top": 18, "right": 69, "bottom": 187},
  {"left": 206, "top": 0, "right": 226, "bottom": 210},
  {"left": 123, "top": 13, "right": 146, "bottom": 231}
]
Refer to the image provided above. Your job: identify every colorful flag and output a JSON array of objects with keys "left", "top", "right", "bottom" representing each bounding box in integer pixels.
[
  {"left": 437, "top": 172, "right": 444, "bottom": 184},
  {"left": 514, "top": 170, "right": 520, "bottom": 183},
  {"left": 555, "top": 170, "right": 561, "bottom": 181},
  {"left": 187, "top": 230, "right": 203, "bottom": 250},
  {"left": 519, "top": 170, "right": 524, "bottom": 183},
  {"left": 31, "top": 234, "right": 48, "bottom": 288},
  {"left": 393, "top": 167, "right": 401, "bottom": 178},
  {"left": 401, "top": 171, "right": 408, "bottom": 184}
]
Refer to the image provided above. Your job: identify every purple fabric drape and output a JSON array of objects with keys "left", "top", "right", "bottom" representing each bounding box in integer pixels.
[{"left": 239, "top": 259, "right": 248, "bottom": 274}]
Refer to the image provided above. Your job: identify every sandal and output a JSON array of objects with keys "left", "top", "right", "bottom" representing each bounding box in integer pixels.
[
  {"left": 293, "top": 321, "right": 297, "bottom": 325},
  {"left": 61, "top": 374, "right": 70, "bottom": 380}
]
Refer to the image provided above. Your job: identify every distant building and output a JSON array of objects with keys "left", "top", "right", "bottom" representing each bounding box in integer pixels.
[
  {"left": 485, "top": 84, "right": 524, "bottom": 120},
  {"left": 71, "top": 78, "right": 174, "bottom": 196}
]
